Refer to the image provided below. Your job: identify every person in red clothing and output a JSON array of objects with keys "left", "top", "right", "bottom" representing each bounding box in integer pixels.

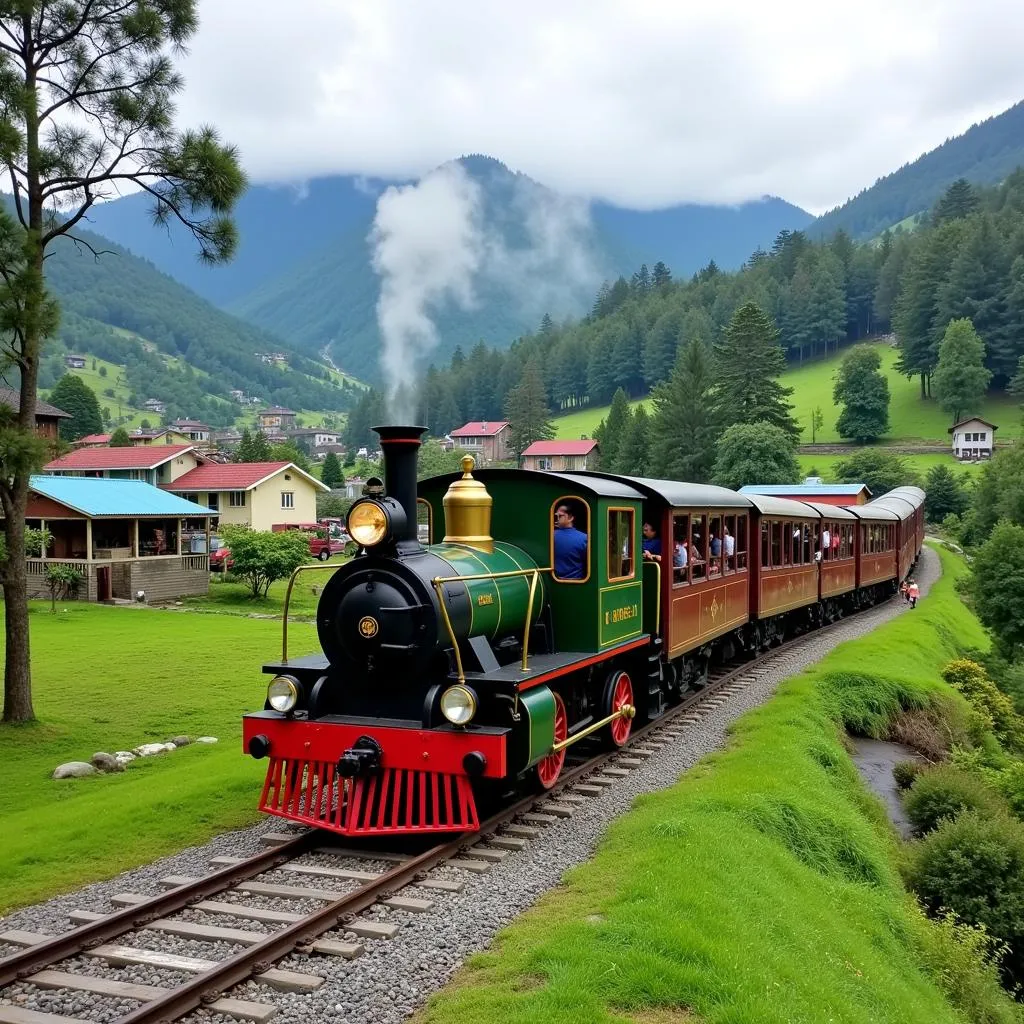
[{"left": 907, "top": 579, "right": 920, "bottom": 608}]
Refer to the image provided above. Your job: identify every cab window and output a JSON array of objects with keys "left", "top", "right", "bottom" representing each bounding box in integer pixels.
[
  {"left": 607, "top": 508, "right": 635, "bottom": 581},
  {"left": 552, "top": 497, "right": 590, "bottom": 582}
]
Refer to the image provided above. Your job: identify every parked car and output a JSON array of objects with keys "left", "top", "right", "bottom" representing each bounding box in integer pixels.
[{"left": 209, "top": 536, "right": 233, "bottom": 572}]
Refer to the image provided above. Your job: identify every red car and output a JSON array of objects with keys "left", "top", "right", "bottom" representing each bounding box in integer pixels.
[{"left": 209, "top": 536, "right": 233, "bottom": 572}]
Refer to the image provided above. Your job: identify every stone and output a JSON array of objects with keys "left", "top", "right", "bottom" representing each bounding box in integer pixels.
[
  {"left": 134, "top": 742, "right": 170, "bottom": 757},
  {"left": 114, "top": 750, "right": 136, "bottom": 765},
  {"left": 52, "top": 761, "right": 97, "bottom": 779},
  {"left": 90, "top": 752, "right": 123, "bottom": 773},
  {"left": 196, "top": 736, "right": 219, "bottom": 744},
  {"left": 170, "top": 735, "right": 191, "bottom": 747}
]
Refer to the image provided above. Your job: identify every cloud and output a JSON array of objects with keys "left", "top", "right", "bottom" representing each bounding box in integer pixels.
[{"left": 174, "top": 0, "right": 1024, "bottom": 213}]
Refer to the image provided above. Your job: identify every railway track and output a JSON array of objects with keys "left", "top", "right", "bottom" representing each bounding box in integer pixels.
[{"left": 0, "top": 607, "right": 887, "bottom": 1024}]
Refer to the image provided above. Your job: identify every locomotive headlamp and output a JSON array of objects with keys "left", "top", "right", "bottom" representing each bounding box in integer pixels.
[
  {"left": 268, "top": 675, "right": 300, "bottom": 713},
  {"left": 347, "top": 499, "right": 389, "bottom": 547},
  {"left": 440, "top": 684, "right": 478, "bottom": 726}
]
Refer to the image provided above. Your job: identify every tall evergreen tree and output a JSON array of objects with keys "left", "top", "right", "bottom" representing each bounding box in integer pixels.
[
  {"left": 594, "top": 388, "right": 631, "bottom": 470},
  {"left": 934, "top": 179, "right": 980, "bottom": 224},
  {"left": 234, "top": 428, "right": 254, "bottom": 463},
  {"left": 108, "top": 427, "right": 132, "bottom": 447},
  {"left": 321, "top": 452, "right": 344, "bottom": 489},
  {"left": 833, "top": 346, "right": 890, "bottom": 443},
  {"left": 933, "top": 318, "right": 993, "bottom": 423},
  {"left": 712, "top": 302, "right": 800, "bottom": 439},
  {"left": 250, "top": 431, "right": 272, "bottom": 461},
  {"left": 648, "top": 338, "right": 719, "bottom": 483},
  {"left": 504, "top": 361, "right": 555, "bottom": 456},
  {"left": 613, "top": 406, "right": 651, "bottom": 475},
  {"left": 49, "top": 375, "right": 103, "bottom": 440},
  {"left": 651, "top": 262, "right": 672, "bottom": 289},
  {"left": 923, "top": 464, "right": 969, "bottom": 523}
]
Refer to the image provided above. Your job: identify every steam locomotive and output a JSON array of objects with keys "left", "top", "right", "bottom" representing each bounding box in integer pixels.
[{"left": 241, "top": 425, "right": 924, "bottom": 837}]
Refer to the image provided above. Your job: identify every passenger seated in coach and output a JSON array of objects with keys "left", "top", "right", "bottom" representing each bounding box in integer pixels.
[
  {"left": 673, "top": 538, "right": 688, "bottom": 578},
  {"left": 553, "top": 502, "right": 588, "bottom": 580},
  {"left": 642, "top": 521, "right": 662, "bottom": 562}
]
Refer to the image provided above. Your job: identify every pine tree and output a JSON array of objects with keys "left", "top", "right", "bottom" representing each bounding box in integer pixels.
[
  {"left": 933, "top": 318, "right": 992, "bottom": 423},
  {"left": 599, "top": 388, "right": 632, "bottom": 470},
  {"left": 833, "top": 346, "right": 890, "bottom": 443},
  {"left": 712, "top": 302, "right": 800, "bottom": 439},
  {"left": 648, "top": 337, "right": 719, "bottom": 483},
  {"left": 539, "top": 313, "right": 555, "bottom": 335},
  {"left": 651, "top": 262, "right": 672, "bottom": 289},
  {"left": 49, "top": 375, "right": 103, "bottom": 440},
  {"left": 631, "top": 264, "right": 651, "bottom": 294},
  {"left": 642, "top": 309, "right": 682, "bottom": 386},
  {"left": 504, "top": 361, "right": 555, "bottom": 456},
  {"left": 321, "top": 452, "right": 344, "bottom": 489},
  {"left": 234, "top": 428, "right": 253, "bottom": 462},
  {"left": 923, "top": 464, "right": 968, "bottom": 523},
  {"left": 613, "top": 406, "right": 650, "bottom": 475},
  {"left": 251, "top": 431, "right": 272, "bottom": 461},
  {"left": 934, "top": 179, "right": 980, "bottom": 224}
]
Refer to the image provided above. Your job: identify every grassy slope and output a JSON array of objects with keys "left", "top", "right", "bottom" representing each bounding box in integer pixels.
[
  {"left": 414, "top": 547, "right": 1016, "bottom": 1024},
  {"left": 554, "top": 343, "right": 1021, "bottom": 446},
  {"left": 0, "top": 601, "right": 320, "bottom": 914},
  {"left": 796, "top": 452, "right": 985, "bottom": 482}
]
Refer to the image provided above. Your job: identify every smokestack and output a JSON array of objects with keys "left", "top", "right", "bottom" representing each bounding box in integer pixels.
[{"left": 373, "top": 425, "right": 427, "bottom": 544}]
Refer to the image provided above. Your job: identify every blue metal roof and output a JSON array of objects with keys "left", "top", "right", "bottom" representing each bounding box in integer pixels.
[
  {"left": 738, "top": 483, "right": 870, "bottom": 496},
  {"left": 29, "top": 475, "right": 211, "bottom": 518}
]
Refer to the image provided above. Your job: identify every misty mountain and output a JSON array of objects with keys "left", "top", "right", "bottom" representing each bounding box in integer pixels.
[
  {"left": 84, "top": 154, "right": 810, "bottom": 383},
  {"left": 812, "top": 98, "right": 1024, "bottom": 241}
]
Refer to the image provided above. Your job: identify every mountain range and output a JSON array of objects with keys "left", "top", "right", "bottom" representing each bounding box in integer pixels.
[{"left": 39, "top": 95, "right": 1024, "bottom": 394}]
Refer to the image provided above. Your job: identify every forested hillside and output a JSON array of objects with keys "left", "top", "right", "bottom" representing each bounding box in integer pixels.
[
  {"left": 343, "top": 172, "right": 1024, "bottom": 453},
  {"left": 812, "top": 100, "right": 1024, "bottom": 240},
  {"left": 25, "top": 221, "right": 361, "bottom": 425}
]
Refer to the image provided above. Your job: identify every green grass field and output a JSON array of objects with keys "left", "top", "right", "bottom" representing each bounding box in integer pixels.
[
  {"left": 0, "top": 601, "right": 321, "bottom": 914},
  {"left": 554, "top": 343, "right": 1022, "bottom": 445},
  {"left": 795, "top": 452, "right": 985, "bottom": 482},
  {"left": 414, "top": 547, "right": 1020, "bottom": 1024}
]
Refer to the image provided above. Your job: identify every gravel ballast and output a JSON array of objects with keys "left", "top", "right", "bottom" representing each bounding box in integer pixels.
[{"left": 1, "top": 547, "right": 941, "bottom": 1024}]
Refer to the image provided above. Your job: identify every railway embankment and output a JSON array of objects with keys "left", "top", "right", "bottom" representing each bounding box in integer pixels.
[{"left": 413, "top": 545, "right": 1024, "bottom": 1024}]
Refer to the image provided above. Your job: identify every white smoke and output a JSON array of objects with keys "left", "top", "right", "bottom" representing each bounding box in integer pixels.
[
  {"left": 368, "top": 160, "right": 604, "bottom": 422},
  {"left": 369, "top": 163, "right": 485, "bottom": 422}
]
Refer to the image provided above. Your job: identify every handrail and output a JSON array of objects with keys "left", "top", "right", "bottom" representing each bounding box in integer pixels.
[
  {"left": 431, "top": 566, "right": 552, "bottom": 684},
  {"left": 281, "top": 563, "right": 343, "bottom": 661}
]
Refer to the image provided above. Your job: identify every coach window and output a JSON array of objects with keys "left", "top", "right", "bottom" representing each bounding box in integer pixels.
[
  {"left": 551, "top": 496, "right": 591, "bottom": 583},
  {"left": 607, "top": 507, "right": 635, "bottom": 582},
  {"left": 672, "top": 513, "right": 690, "bottom": 586},
  {"left": 735, "top": 514, "right": 748, "bottom": 570},
  {"left": 723, "top": 514, "right": 736, "bottom": 573},
  {"left": 760, "top": 521, "right": 770, "bottom": 569},
  {"left": 691, "top": 514, "right": 707, "bottom": 579},
  {"left": 708, "top": 514, "right": 723, "bottom": 577},
  {"left": 772, "top": 520, "right": 783, "bottom": 568}
]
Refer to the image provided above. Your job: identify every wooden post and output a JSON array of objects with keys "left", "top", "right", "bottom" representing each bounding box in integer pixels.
[
  {"left": 176, "top": 518, "right": 182, "bottom": 555},
  {"left": 86, "top": 518, "right": 93, "bottom": 560},
  {"left": 134, "top": 519, "right": 140, "bottom": 557},
  {"left": 39, "top": 519, "right": 46, "bottom": 560}
]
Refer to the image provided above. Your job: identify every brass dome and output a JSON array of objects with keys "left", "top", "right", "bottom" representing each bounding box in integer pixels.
[{"left": 442, "top": 455, "right": 494, "bottom": 552}]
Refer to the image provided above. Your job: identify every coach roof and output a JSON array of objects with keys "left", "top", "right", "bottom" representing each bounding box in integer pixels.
[{"left": 571, "top": 472, "right": 752, "bottom": 508}]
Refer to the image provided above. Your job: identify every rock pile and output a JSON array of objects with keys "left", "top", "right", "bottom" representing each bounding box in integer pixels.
[{"left": 51, "top": 735, "right": 218, "bottom": 780}]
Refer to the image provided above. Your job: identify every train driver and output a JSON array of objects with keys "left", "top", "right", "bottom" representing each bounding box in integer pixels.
[
  {"left": 553, "top": 502, "right": 588, "bottom": 579},
  {"left": 642, "top": 521, "right": 662, "bottom": 562}
]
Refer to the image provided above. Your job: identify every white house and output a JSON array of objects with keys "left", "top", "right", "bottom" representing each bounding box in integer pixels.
[{"left": 949, "top": 417, "right": 997, "bottom": 460}]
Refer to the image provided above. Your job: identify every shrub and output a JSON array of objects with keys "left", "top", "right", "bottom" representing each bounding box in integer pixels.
[
  {"left": 904, "top": 764, "right": 1008, "bottom": 834},
  {"left": 907, "top": 810, "right": 1024, "bottom": 986},
  {"left": 892, "top": 760, "right": 922, "bottom": 790},
  {"left": 220, "top": 525, "right": 310, "bottom": 598},
  {"left": 943, "top": 659, "right": 1024, "bottom": 754},
  {"left": 887, "top": 691, "right": 982, "bottom": 760}
]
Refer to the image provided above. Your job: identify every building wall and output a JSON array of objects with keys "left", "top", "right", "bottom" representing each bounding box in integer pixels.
[
  {"left": 522, "top": 453, "right": 595, "bottom": 472},
  {"left": 209, "top": 490, "right": 252, "bottom": 528},
  {"left": 158, "top": 452, "right": 203, "bottom": 484},
  {"left": 26, "top": 557, "right": 208, "bottom": 602},
  {"left": 250, "top": 471, "right": 318, "bottom": 531}
]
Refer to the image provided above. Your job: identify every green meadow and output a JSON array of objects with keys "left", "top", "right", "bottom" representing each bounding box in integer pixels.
[
  {"left": 0, "top": 601, "right": 321, "bottom": 914},
  {"left": 415, "top": 547, "right": 1022, "bottom": 1024},
  {"left": 554, "top": 343, "right": 1021, "bottom": 446}
]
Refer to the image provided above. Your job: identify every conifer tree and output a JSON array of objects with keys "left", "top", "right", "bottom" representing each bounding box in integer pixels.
[
  {"left": 234, "top": 428, "right": 253, "bottom": 463},
  {"left": 649, "top": 337, "right": 719, "bottom": 483},
  {"left": 597, "top": 388, "right": 631, "bottom": 469},
  {"left": 49, "top": 375, "right": 103, "bottom": 440},
  {"left": 251, "top": 431, "right": 272, "bottom": 461},
  {"left": 934, "top": 318, "right": 992, "bottom": 423},
  {"left": 108, "top": 427, "right": 132, "bottom": 447},
  {"left": 712, "top": 302, "right": 800, "bottom": 439},
  {"left": 504, "top": 361, "right": 554, "bottom": 456},
  {"left": 613, "top": 406, "right": 650, "bottom": 475},
  {"left": 651, "top": 262, "right": 672, "bottom": 289},
  {"left": 321, "top": 452, "right": 344, "bottom": 489},
  {"left": 934, "top": 179, "right": 980, "bottom": 224}
]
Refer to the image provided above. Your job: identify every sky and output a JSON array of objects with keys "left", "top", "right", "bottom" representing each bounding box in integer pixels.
[{"left": 173, "top": 0, "right": 1024, "bottom": 215}]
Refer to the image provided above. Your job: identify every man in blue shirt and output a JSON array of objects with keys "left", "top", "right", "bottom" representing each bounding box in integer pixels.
[
  {"left": 553, "top": 503, "right": 587, "bottom": 579},
  {"left": 642, "top": 521, "right": 662, "bottom": 562}
]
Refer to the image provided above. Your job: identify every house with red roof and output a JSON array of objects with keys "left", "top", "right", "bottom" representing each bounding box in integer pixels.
[
  {"left": 165, "top": 461, "right": 329, "bottom": 531},
  {"left": 448, "top": 421, "right": 512, "bottom": 464},
  {"left": 520, "top": 439, "right": 599, "bottom": 472},
  {"left": 44, "top": 444, "right": 204, "bottom": 488}
]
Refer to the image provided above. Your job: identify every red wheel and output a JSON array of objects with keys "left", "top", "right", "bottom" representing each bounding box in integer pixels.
[
  {"left": 534, "top": 692, "right": 567, "bottom": 790},
  {"left": 605, "top": 669, "right": 634, "bottom": 748}
]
